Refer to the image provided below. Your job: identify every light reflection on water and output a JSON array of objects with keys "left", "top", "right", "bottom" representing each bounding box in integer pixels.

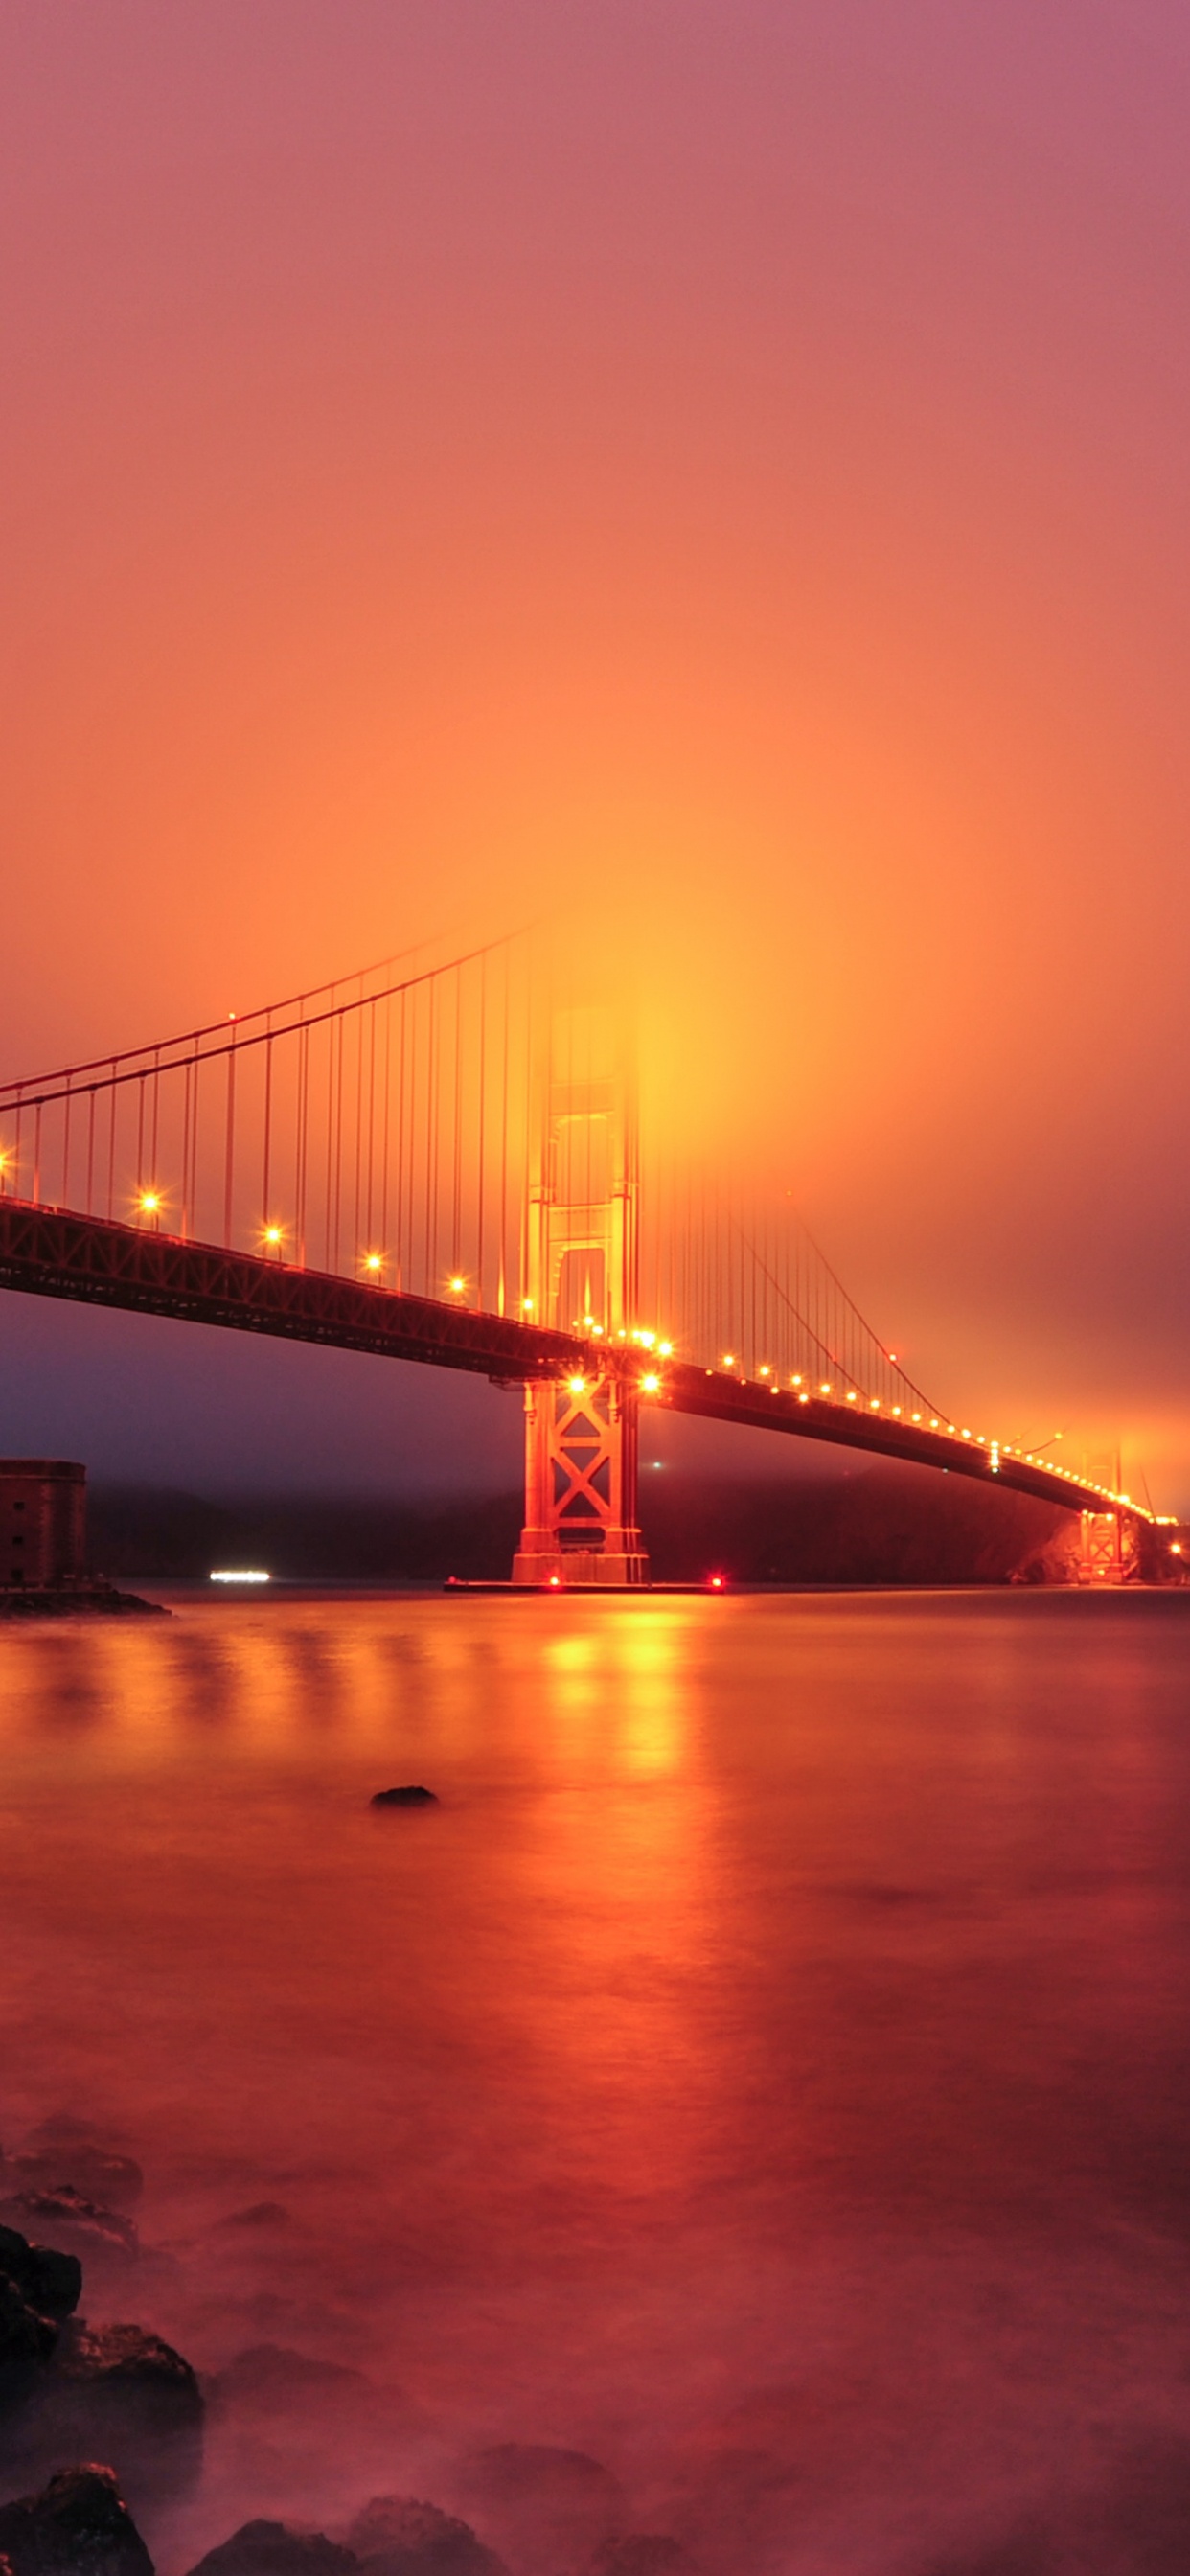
[{"left": 3, "top": 1591, "right": 1190, "bottom": 2574}]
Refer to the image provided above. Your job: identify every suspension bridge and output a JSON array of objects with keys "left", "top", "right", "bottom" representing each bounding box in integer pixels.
[{"left": 0, "top": 929, "right": 1156, "bottom": 1586}]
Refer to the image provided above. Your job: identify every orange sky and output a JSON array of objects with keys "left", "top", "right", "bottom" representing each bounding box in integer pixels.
[{"left": 3, "top": 2, "right": 1190, "bottom": 1502}]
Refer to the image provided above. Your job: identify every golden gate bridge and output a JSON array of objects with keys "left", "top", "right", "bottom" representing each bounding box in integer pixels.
[{"left": 0, "top": 927, "right": 1155, "bottom": 1586}]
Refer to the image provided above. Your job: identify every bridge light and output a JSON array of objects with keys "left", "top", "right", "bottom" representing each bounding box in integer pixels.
[
  {"left": 891, "top": 1406, "right": 902, "bottom": 1416},
  {"left": 522, "top": 1297, "right": 534, "bottom": 1310},
  {"left": 708, "top": 1574, "right": 724, "bottom": 1589},
  {"left": 846, "top": 1392, "right": 857, "bottom": 1402},
  {"left": 263, "top": 1223, "right": 283, "bottom": 1247},
  {"left": 364, "top": 1253, "right": 383, "bottom": 1274},
  {"left": 568, "top": 1374, "right": 586, "bottom": 1394},
  {"left": 592, "top": 1323, "right": 605, "bottom": 1337},
  {"left": 138, "top": 1190, "right": 160, "bottom": 1215},
  {"left": 912, "top": 1412, "right": 921, "bottom": 1421},
  {"left": 448, "top": 1276, "right": 465, "bottom": 1293},
  {"left": 798, "top": 1392, "right": 809, "bottom": 1404},
  {"left": 1172, "top": 1543, "right": 1182, "bottom": 1555},
  {"left": 759, "top": 1366, "right": 770, "bottom": 1377},
  {"left": 870, "top": 1397, "right": 880, "bottom": 1409},
  {"left": 820, "top": 1381, "right": 831, "bottom": 1394},
  {"left": 659, "top": 1340, "right": 673, "bottom": 1357},
  {"left": 722, "top": 1353, "right": 735, "bottom": 1368},
  {"left": 641, "top": 1372, "right": 660, "bottom": 1393}
]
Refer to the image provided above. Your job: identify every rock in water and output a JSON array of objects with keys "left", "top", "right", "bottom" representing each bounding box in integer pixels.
[
  {"left": 184, "top": 2525, "right": 358, "bottom": 2576},
  {"left": 348, "top": 2493, "right": 508, "bottom": 2573},
  {"left": 0, "top": 2276, "right": 58, "bottom": 2408},
  {"left": 0, "top": 2465, "right": 154, "bottom": 2576},
  {"left": 23, "top": 2322, "right": 204, "bottom": 2501},
  {"left": 370, "top": 1786, "right": 439, "bottom": 1808},
  {"left": 13, "top": 2122, "right": 144, "bottom": 2212},
  {"left": 46, "top": 2319, "right": 202, "bottom": 2435},
  {"left": 589, "top": 2543, "right": 700, "bottom": 2575},
  {"left": 0, "top": 2228, "right": 82, "bottom": 2324},
  {"left": 454, "top": 2447, "right": 625, "bottom": 2571},
  {"left": 0, "top": 2191, "right": 137, "bottom": 2266}
]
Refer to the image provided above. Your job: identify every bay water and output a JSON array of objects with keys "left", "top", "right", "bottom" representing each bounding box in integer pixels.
[{"left": 3, "top": 1589, "right": 1190, "bottom": 2574}]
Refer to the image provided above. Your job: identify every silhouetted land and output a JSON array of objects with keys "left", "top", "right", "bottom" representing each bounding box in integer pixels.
[{"left": 88, "top": 1466, "right": 1090, "bottom": 1587}]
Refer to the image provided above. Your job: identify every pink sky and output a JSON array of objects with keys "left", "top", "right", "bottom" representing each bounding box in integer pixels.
[{"left": 3, "top": 3, "right": 1190, "bottom": 1499}]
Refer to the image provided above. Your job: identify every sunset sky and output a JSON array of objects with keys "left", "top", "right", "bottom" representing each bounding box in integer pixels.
[{"left": 3, "top": 3, "right": 1190, "bottom": 1505}]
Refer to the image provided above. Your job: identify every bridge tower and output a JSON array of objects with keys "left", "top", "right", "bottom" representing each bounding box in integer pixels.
[{"left": 512, "top": 987, "right": 649, "bottom": 1587}]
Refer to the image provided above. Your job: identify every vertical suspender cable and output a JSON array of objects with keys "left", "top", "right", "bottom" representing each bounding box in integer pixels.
[{"left": 224, "top": 1025, "right": 237, "bottom": 1247}]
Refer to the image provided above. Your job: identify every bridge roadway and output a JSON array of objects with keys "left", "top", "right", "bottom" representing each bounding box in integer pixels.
[{"left": 0, "top": 1197, "right": 1140, "bottom": 1524}]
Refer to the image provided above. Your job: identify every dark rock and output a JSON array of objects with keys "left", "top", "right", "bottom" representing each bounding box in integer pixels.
[
  {"left": 0, "top": 2276, "right": 58, "bottom": 2406},
  {"left": 11, "top": 2322, "right": 205, "bottom": 2502},
  {"left": 214, "top": 2346, "right": 368, "bottom": 2418},
  {"left": 348, "top": 2493, "right": 507, "bottom": 2574},
  {"left": 14, "top": 2125, "right": 144, "bottom": 2213},
  {"left": 184, "top": 2523, "right": 358, "bottom": 2576},
  {"left": 215, "top": 2204, "right": 290, "bottom": 2232},
  {"left": 0, "top": 2227, "right": 82, "bottom": 2323},
  {"left": 370, "top": 1787, "right": 438, "bottom": 1808},
  {"left": 0, "top": 2193, "right": 137, "bottom": 2266},
  {"left": 47, "top": 2321, "right": 202, "bottom": 2440},
  {"left": 588, "top": 2544, "right": 699, "bottom": 2576},
  {"left": 0, "top": 2465, "right": 154, "bottom": 2576},
  {"left": 455, "top": 2449, "right": 624, "bottom": 2571}
]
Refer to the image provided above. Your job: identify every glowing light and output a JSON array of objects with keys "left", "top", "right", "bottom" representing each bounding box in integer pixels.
[
  {"left": 759, "top": 1366, "right": 770, "bottom": 1378},
  {"left": 138, "top": 1190, "right": 160, "bottom": 1216},
  {"left": 210, "top": 1569, "right": 269, "bottom": 1583},
  {"left": 912, "top": 1412, "right": 921, "bottom": 1422},
  {"left": 449, "top": 1276, "right": 465, "bottom": 1292},
  {"left": 798, "top": 1392, "right": 809, "bottom": 1405},
  {"left": 568, "top": 1375, "right": 586, "bottom": 1394},
  {"left": 847, "top": 1392, "right": 857, "bottom": 1402},
  {"left": 659, "top": 1341, "right": 673, "bottom": 1357},
  {"left": 1172, "top": 1544, "right": 1182, "bottom": 1555},
  {"left": 709, "top": 1575, "right": 724, "bottom": 1589},
  {"left": 263, "top": 1225, "right": 283, "bottom": 1247},
  {"left": 641, "top": 1371, "right": 660, "bottom": 1393},
  {"left": 522, "top": 1298, "right": 534, "bottom": 1310},
  {"left": 888, "top": 1352, "right": 897, "bottom": 1363},
  {"left": 364, "top": 1253, "right": 383, "bottom": 1274},
  {"left": 891, "top": 1406, "right": 901, "bottom": 1416},
  {"left": 639, "top": 1330, "right": 656, "bottom": 1348},
  {"left": 723, "top": 1354, "right": 736, "bottom": 1368},
  {"left": 820, "top": 1382, "right": 831, "bottom": 1394},
  {"left": 791, "top": 1373, "right": 803, "bottom": 1385},
  {"left": 930, "top": 1418, "right": 939, "bottom": 1428},
  {"left": 870, "top": 1397, "right": 880, "bottom": 1409},
  {"left": 549, "top": 1575, "right": 561, "bottom": 1587}
]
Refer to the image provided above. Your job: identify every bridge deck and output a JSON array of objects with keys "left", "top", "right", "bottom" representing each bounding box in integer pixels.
[{"left": 0, "top": 1199, "right": 1140, "bottom": 1523}]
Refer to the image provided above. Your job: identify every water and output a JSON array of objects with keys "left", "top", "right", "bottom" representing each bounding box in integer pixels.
[{"left": 4, "top": 1589, "right": 1190, "bottom": 2574}]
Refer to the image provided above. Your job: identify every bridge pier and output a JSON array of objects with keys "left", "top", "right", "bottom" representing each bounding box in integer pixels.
[
  {"left": 1078, "top": 1509, "right": 1140, "bottom": 1586},
  {"left": 510, "top": 973, "right": 651, "bottom": 1588},
  {"left": 513, "top": 1375, "right": 649, "bottom": 1586}
]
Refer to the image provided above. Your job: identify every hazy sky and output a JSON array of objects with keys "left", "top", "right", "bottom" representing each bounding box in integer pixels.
[{"left": 3, "top": 3, "right": 1189, "bottom": 1502}]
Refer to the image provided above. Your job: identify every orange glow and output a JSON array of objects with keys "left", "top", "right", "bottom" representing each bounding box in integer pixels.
[{"left": 640, "top": 1371, "right": 660, "bottom": 1393}]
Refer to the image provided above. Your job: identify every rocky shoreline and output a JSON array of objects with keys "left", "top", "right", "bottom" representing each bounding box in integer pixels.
[
  {"left": 0, "top": 1582, "right": 167, "bottom": 1621},
  {"left": 0, "top": 2131, "right": 695, "bottom": 2576}
]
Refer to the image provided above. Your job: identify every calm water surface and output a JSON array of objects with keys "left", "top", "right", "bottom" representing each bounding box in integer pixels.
[{"left": 4, "top": 1589, "right": 1190, "bottom": 2574}]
